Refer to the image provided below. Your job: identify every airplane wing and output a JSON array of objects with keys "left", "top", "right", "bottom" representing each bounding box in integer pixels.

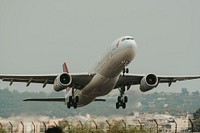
[
  {"left": 1, "top": 73, "right": 199, "bottom": 90},
  {"left": 0, "top": 73, "right": 95, "bottom": 89},
  {"left": 115, "top": 74, "right": 200, "bottom": 88}
]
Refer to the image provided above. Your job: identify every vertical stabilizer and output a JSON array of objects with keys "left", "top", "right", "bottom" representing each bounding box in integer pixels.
[{"left": 62, "top": 62, "right": 69, "bottom": 73}]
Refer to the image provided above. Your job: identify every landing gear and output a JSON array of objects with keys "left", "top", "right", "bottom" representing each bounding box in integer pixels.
[
  {"left": 116, "top": 67, "right": 130, "bottom": 109},
  {"left": 123, "top": 68, "right": 129, "bottom": 76},
  {"left": 116, "top": 86, "right": 129, "bottom": 109},
  {"left": 116, "top": 96, "right": 128, "bottom": 109},
  {"left": 67, "top": 88, "right": 79, "bottom": 109}
]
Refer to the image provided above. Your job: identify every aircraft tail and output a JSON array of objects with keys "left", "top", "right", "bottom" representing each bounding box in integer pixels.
[{"left": 63, "top": 62, "right": 69, "bottom": 73}]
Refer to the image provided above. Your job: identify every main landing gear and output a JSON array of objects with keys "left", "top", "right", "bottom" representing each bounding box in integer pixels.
[
  {"left": 116, "top": 86, "right": 129, "bottom": 109},
  {"left": 67, "top": 87, "right": 79, "bottom": 109}
]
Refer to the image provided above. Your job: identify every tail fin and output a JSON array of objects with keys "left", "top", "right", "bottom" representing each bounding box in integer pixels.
[{"left": 62, "top": 62, "right": 69, "bottom": 73}]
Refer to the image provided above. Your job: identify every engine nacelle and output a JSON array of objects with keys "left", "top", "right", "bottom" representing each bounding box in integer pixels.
[
  {"left": 140, "top": 74, "right": 158, "bottom": 92},
  {"left": 54, "top": 73, "right": 72, "bottom": 91}
]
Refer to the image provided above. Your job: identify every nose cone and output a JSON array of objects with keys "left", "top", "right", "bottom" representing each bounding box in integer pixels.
[
  {"left": 128, "top": 40, "right": 137, "bottom": 51},
  {"left": 120, "top": 36, "right": 137, "bottom": 52}
]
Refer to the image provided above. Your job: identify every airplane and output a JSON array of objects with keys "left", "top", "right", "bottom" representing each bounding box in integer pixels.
[{"left": 0, "top": 35, "right": 200, "bottom": 109}]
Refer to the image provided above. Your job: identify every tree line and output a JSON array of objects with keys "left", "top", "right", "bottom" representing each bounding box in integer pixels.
[{"left": 0, "top": 88, "right": 200, "bottom": 118}]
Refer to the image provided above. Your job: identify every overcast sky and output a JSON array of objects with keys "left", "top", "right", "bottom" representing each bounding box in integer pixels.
[{"left": 0, "top": 0, "right": 200, "bottom": 93}]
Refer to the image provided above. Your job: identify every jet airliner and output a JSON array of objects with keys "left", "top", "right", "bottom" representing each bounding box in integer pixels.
[{"left": 1, "top": 36, "right": 200, "bottom": 109}]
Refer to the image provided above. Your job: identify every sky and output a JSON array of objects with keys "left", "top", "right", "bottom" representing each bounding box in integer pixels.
[{"left": 0, "top": 0, "right": 200, "bottom": 93}]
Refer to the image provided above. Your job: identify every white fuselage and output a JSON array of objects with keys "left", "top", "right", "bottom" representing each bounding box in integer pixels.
[{"left": 66, "top": 36, "right": 137, "bottom": 107}]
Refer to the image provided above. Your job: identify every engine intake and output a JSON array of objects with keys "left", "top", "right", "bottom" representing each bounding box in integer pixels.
[
  {"left": 140, "top": 74, "right": 158, "bottom": 92},
  {"left": 54, "top": 73, "right": 72, "bottom": 91}
]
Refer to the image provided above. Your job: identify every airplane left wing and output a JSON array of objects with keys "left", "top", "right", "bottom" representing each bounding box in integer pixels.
[
  {"left": 0, "top": 73, "right": 95, "bottom": 89},
  {"left": 115, "top": 74, "right": 200, "bottom": 90}
]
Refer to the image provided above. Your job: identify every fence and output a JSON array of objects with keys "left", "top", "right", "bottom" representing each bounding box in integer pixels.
[{"left": 0, "top": 118, "right": 195, "bottom": 133}]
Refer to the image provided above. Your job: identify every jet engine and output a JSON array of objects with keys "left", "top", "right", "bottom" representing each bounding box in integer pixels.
[
  {"left": 140, "top": 74, "right": 158, "bottom": 92},
  {"left": 54, "top": 73, "right": 72, "bottom": 91}
]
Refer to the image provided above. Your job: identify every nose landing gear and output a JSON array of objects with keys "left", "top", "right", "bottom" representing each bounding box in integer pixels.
[{"left": 122, "top": 68, "right": 129, "bottom": 76}]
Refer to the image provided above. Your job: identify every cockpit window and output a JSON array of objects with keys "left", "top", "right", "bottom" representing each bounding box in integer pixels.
[{"left": 121, "top": 37, "right": 134, "bottom": 42}]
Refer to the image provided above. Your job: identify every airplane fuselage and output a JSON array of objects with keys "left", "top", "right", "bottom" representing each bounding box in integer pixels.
[{"left": 66, "top": 36, "right": 137, "bottom": 107}]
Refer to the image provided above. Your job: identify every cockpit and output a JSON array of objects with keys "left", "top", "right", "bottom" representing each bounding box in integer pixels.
[{"left": 121, "top": 37, "right": 134, "bottom": 42}]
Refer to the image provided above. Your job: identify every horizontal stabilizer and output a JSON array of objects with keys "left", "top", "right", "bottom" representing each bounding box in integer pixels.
[
  {"left": 94, "top": 99, "right": 106, "bottom": 102},
  {"left": 23, "top": 98, "right": 65, "bottom": 102},
  {"left": 24, "top": 98, "right": 106, "bottom": 102}
]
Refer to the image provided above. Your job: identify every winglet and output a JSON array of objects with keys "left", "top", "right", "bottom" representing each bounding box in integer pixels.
[{"left": 63, "top": 62, "right": 69, "bottom": 73}]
